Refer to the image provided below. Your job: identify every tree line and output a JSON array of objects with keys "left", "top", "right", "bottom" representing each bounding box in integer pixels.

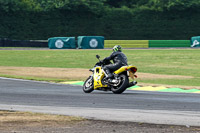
[
  {"left": 0, "top": 0, "right": 200, "bottom": 40},
  {"left": 1, "top": 0, "right": 200, "bottom": 13}
]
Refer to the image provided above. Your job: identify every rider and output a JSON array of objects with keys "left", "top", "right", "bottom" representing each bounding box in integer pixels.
[{"left": 103, "top": 45, "right": 128, "bottom": 81}]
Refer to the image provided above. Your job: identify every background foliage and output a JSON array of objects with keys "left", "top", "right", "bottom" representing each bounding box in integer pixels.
[{"left": 0, "top": 0, "right": 200, "bottom": 40}]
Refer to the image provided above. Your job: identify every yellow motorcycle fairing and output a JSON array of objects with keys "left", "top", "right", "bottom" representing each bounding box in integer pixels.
[
  {"left": 93, "top": 65, "right": 137, "bottom": 90},
  {"left": 114, "top": 65, "right": 137, "bottom": 74},
  {"left": 114, "top": 65, "right": 137, "bottom": 79},
  {"left": 93, "top": 66, "right": 108, "bottom": 90}
]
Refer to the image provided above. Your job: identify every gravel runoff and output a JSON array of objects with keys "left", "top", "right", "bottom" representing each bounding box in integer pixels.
[
  {"left": 0, "top": 104, "right": 200, "bottom": 133},
  {"left": 1, "top": 118, "right": 200, "bottom": 133}
]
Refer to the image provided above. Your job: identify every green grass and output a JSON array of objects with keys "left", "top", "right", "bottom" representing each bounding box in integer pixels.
[{"left": 0, "top": 49, "right": 199, "bottom": 86}]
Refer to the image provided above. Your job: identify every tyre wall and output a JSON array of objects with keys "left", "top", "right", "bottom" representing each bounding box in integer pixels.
[
  {"left": 77, "top": 36, "right": 104, "bottom": 49},
  {"left": 48, "top": 37, "right": 76, "bottom": 49}
]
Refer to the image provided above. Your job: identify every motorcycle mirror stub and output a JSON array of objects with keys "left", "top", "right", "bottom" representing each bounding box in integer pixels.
[{"left": 96, "top": 55, "right": 100, "bottom": 59}]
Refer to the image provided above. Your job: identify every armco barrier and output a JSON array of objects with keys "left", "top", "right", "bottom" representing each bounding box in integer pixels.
[
  {"left": 105, "top": 40, "right": 149, "bottom": 48},
  {"left": 0, "top": 38, "right": 192, "bottom": 48},
  {"left": 0, "top": 38, "right": 48, "bottom": 47},
  {"left": 149, "top": 40, "right": 190, "bottom": 47}
]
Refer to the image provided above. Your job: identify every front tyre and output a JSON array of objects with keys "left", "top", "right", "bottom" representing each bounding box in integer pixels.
[
  {"left": 111, "top": 74, "right": 129, "bottom": 94},
  {"left": 83, "top": 76, "right": 94, "bottom": 93}
]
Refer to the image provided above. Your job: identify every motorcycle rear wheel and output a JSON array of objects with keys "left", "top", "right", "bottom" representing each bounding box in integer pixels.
[
  {"left": 83, "top": 76, "right": 94, "bottom": 93},
  {"left": 111, "top": 74, "right": 129, "bottom": 94}
]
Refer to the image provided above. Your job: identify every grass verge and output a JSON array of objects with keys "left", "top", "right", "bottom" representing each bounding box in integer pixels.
[{"left": 0, "top": 49, "right": 199, "bottom": 87}]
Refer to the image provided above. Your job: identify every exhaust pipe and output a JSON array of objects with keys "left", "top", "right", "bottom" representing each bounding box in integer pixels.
[{"left": 128, "top": 81, "right": 137, "bottom": 87}]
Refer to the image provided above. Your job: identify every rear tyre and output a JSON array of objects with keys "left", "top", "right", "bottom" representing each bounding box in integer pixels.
[
  {"left": 111, "top": 74, "right": 129, "bottom": 94},
  {"left": 83, "top": 76, "right": 94, "bottom": 93}
]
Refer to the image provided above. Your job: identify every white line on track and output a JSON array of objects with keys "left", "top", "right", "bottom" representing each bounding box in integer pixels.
[{"left": 0, "top": 77, "right": 80, "bottom": 86}]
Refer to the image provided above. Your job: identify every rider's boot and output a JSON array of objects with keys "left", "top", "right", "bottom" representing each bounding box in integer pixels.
[
  {"left": 104, "top": 69, "right": 114, "bottom": 82},
  {"left": 104, "top": 70, "right": 119, "bottom": 84}
]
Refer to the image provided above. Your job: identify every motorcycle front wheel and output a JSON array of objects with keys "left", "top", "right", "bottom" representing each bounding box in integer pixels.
[
  {"left": 83, "top": 76, "right": 94, "bottom": 93},
  {"left": 111, "top": 74, "right": 129, "bottom": 94}
]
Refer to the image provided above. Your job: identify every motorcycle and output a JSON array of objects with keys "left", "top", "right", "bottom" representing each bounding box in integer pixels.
[{"left": 83, "top": 55, "right": 137, "bottom": 94}]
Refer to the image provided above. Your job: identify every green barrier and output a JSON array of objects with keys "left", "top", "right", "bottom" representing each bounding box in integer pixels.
[
  {"left": 191, "top": 36, "right": 200, "bottom": 47},
  {"left": 77, "top": 36, "right": 104, "bottom": 49},
  {"left": 48, "top": 37, "right": 76, "bottom": 49},
  {"left": 149, "top": 40, "right": 190, "bottom": 47},
  {"left": 105, "top": 40, "right": 149, "bottom": 48}
]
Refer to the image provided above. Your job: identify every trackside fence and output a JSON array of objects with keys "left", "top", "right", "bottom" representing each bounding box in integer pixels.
[
  {"left": 104, "top": 40, "right": 149, "bottom": 48},
  {"left": 104, "top": 40, "right": 191, "bottom": 48},
  {"left": 149, "top": 40, "right": 190, "bottom": 47},
  {"left": 0, "top": 38, "right": 194, "bottom": 48}
]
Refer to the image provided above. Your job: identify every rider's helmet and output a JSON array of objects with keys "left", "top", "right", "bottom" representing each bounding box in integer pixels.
[{"left": 113, "top": 45, "right": 122, "bottom": 52}]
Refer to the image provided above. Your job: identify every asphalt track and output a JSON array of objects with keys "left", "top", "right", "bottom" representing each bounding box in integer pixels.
[{"left": 0, "top": 77, "right": 200, "bottom": 126}]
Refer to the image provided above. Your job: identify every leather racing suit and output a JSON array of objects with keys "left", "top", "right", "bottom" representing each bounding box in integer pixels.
[{"left": 103, "top": 51, "right": 128, "bottom": 79}]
